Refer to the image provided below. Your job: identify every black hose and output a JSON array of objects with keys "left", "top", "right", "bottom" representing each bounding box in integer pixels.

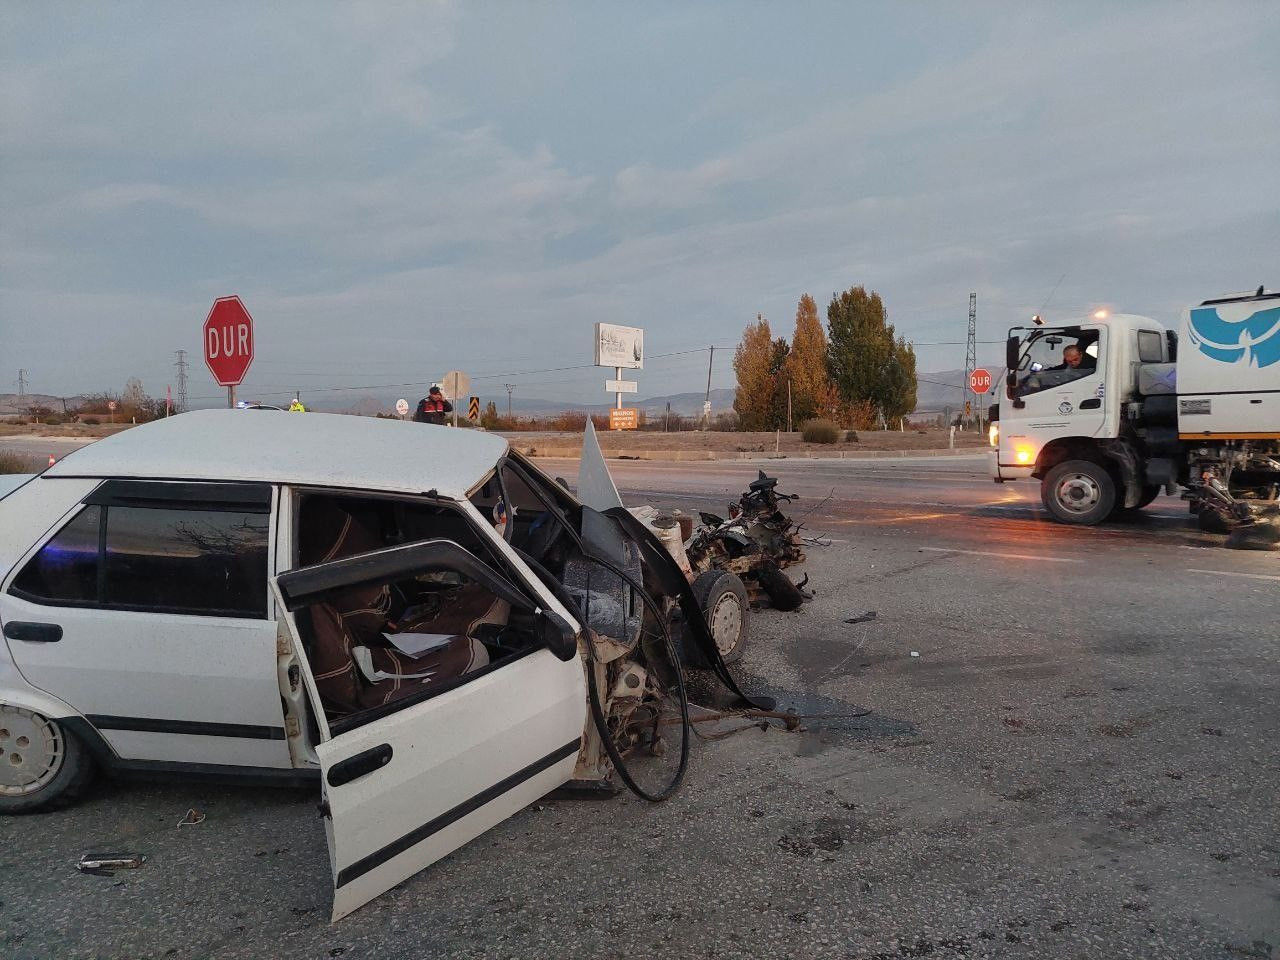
[{"left": 514, "top": 546, "right": 690, "bottom": 802}]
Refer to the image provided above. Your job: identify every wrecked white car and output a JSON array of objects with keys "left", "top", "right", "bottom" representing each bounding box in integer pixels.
[{"left": 0, "top": 411, "right": 759, "bottom": 918}]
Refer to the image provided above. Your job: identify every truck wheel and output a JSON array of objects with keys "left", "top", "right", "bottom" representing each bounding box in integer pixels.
[
  {"left": 692, "top": 570, "right": 749, "bottom": 664},
  {"left": 1041, "top": 460, "right": 1116, "bottom": 525},
  {"left": 1113, "top": 484, "right": 1162, "bottom": 516},
  {"left": 0, "top": 707, "right": 95, "bottom": 813}
]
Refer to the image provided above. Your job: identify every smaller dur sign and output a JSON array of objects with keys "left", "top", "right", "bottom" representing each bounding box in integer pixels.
[
  {"left": 609, "top": 408, "right": 639, "bottom": 430},
  {"left": 595, "top": 323, "right": 644, "bottom": 369}
]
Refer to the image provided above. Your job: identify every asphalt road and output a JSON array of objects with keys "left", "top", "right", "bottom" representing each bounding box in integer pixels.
[{"left": 1, "top": 444, "right": 1277, "bottom": 959}]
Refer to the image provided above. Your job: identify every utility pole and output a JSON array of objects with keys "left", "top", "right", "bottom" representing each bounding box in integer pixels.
[
  {"left": 787, "top": 379, "right": 793, "bottom": 433},
  {"left": 964, "top": 292, "right": 978, "bottom": 430},
  {"left": 174, "top": 350, "right": 189, "bottom": 412},
  {"left": 503, "top": 383, "right": 514, "bottom": 419},
  {"left": 17, "top": 369, "right": 29, "bottom": 400},
  {"left": 702, "top": 346, "right": 715, "bottom": 430}
]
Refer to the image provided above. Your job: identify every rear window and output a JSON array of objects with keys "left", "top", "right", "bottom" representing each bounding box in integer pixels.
[{"left": 103, "top": 506, "right": 269, "bottom": 616}]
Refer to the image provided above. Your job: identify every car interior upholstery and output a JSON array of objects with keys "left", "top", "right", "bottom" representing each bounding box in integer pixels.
[{"left": 293, "top": 493, "right": 544, "bottom": 724}]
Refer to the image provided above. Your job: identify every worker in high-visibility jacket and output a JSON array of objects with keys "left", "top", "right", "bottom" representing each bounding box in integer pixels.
[
  {"left": 288, "top": 398, "right": 306, "bottom": 413},
  {"left": 413, "top": 385, "right": 452, "bottom": 425}
]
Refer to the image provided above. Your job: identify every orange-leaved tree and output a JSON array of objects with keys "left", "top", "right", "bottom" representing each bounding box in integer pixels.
[
  {"left": 732, "top": 314, "right": 776, "bottom": 431},
  {"left": 783, "top": 294, "right": 832, "bottom": 426}
]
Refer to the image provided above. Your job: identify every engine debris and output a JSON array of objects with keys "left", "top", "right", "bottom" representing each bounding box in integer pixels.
[{"left": 685, "top": 471, "right": 811, "bottom": 610}]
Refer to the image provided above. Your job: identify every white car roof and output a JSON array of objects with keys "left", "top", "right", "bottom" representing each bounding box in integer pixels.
[{"left": 44, "top": 409, "right": 509, "bottom": 498}]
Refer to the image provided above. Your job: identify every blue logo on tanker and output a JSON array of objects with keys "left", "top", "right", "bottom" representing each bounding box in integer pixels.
[{"left": 1188, "top": 305, "right": 1280, "bottom": 368}]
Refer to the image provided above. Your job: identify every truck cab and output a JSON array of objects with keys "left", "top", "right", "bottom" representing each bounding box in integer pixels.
[
  {"left": 990, "top": 312, "right": 1172, "bottom": 523},
  {"left": 991, "top": 292, "right": 1280, "bottom": 527}
]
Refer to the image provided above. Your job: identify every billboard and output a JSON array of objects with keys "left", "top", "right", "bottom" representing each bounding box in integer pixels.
[{"left": 594, "top": 323, "right": 644, "bottom": 369}]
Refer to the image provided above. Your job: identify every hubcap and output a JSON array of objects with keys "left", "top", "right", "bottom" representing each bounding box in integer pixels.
[
  {"left": 1056, "top": 473, "right": 1102, "bottom": 515},
  {"left": 708, "top": 591, "right": 743, "bottom": 657},
  {"left": 0, "top": 705, "right": 64, "bottom": 796}
]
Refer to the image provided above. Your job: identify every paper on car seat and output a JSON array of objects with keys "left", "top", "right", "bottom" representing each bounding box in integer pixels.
[{"left": 383, "top": 632, "right": 458, "bottom": 657}]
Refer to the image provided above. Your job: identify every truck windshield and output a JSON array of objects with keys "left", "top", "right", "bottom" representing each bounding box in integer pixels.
[{"left": 1014, "top": 330, "right": 1099, "bottom": 397}]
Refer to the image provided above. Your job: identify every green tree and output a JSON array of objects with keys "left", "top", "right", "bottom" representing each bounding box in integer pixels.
[
  {"left": 480, "top": 401, "right": 500, "bottom": 429},
  {"left": 732, "top": 314, "right": 776, "bottom": 430},
  {"left": 767, "top": 337, "right": 791, "bottom": 430},
  {"left": 783, "top": 294, "right": 831, "bottom": 425},
  {"left": 826, "top": 285, "right": 917, "bottom": 425}
]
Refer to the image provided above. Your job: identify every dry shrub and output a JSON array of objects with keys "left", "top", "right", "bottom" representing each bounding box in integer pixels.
[
  {"left": 0, "top": 451, "right": 35, "bottom": 474},
  {"left": 801, "top": 419, "right": 840, "bottom": 444}
]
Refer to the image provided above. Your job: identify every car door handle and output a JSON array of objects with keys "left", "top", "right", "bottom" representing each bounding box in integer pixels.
[
  {"left": 327, "top": 743, "right": 393, "bottom": 787},
  {"left": 2, "top": 621, "right": 63, "bottom": 643},
  {"left": 1079, "top": 398, "right": 1101, "bottom": 409}
]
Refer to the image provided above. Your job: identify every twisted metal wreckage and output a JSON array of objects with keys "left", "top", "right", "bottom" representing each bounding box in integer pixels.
[{"left": 559, "top": 424, "right": 814, "bottom": 803}]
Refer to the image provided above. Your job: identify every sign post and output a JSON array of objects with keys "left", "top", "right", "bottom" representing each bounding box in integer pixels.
[
  {"left": 440, "top": 370, "right": 470, "bottom": 428},
  {"left": 203, "top": 296, "right": 255, "bottom": 407},
  {"left": 595, "top": 323, "right": 643, "bottom": 430}
]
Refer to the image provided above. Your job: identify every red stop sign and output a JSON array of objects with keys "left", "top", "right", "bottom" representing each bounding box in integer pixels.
[
  {"left": 969, "top": 368, "right": 992, "bottom": 394},
  {"left": 203, "top": 296, "right": 255, "bottom": 386}
]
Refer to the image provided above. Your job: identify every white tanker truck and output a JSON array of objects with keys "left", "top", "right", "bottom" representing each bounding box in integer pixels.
[{"left": 989, "top": 287, "right": 1280, "bottom": 531}]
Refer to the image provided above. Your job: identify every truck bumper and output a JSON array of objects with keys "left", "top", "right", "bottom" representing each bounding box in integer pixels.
[{"left": 989, "top": 451, "right": 1034, "bottom": 482}]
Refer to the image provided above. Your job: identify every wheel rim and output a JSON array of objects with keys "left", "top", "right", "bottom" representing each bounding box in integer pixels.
[
  {"left": 708, "top": 591, "right": 743, "bottom": 657},
  {"left": 1055, "top": 472, "right": 1102, "bottom": 515},
  {"left": 0, "top": 706, "right": 65, "bottom": 796}
]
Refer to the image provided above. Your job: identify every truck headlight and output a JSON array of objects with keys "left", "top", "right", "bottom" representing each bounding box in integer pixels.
[{"left": 988, "top": 422, "right": 999, "bottom": 447}]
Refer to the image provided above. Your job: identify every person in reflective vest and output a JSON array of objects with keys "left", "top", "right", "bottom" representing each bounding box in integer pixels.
[
  {"left": 413, "top": 385, "right": 453, "bottom": 425},
  {"left": 288, "top": 398, "right": 306, "bottom": 412}
]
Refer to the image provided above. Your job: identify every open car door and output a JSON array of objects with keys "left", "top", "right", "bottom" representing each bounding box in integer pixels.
[{"left": 272, "top": 539, "right": 586, "bottom": 921}]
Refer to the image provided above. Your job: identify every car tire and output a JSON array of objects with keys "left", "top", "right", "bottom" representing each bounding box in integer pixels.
[
  {"left": 0, "top": 707, "right": 95, "bottom": 814},
  {"left": 1041, "top": 459, "right": 1116, "bottom": 525},
  {"left": 691, "top": 570, "right": 749, "bottom": 665},
  {"left": 754, "top": 559, "right": 805, "bottom": 611}
]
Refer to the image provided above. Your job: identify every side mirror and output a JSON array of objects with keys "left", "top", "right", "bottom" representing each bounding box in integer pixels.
[{"left": 540, "top": 607, "right": 579, "bottom": 662}]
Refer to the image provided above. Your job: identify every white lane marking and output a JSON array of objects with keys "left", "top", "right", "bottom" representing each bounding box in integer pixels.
[
  {"left": 919, "top": 546, "right": 1085, "bottom": 564},
  {"left": 1186, "top": 568, "right": 1280, "bottom": 582}
]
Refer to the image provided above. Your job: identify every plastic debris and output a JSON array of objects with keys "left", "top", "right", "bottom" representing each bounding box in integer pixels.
[{"left": 177, "top": 808, "right": 206, "bottom": 827}]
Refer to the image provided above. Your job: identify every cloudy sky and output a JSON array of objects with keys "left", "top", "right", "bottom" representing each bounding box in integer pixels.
[{"left": 2, "top": 1, "right": 1277, "bottom": 408}]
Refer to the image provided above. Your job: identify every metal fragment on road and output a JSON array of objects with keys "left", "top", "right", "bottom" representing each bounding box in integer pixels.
[{"left": 76, "top": 853, "right": 147, "bottom": 877}]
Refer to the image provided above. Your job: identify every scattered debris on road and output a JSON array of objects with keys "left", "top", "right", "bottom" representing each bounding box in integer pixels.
[
  {"left": 176, "top": 808, "right": 206, "bottom": 827},
  {"left": 844, "top": 611, "right": 878, "bottom": 625}
]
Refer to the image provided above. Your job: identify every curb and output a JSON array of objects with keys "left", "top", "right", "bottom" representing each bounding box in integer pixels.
[{"left": 520, "top": 446, "right": 987, "bottom": 462}]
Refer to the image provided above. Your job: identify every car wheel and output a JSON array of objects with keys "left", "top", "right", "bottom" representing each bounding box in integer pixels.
[
  {"left": 1041, "top": 459, "right": 1116, "bottom": 525},
  {"left": 0, "top": 706, "right": 94, "bottom": 813},
  {"left": 754, "top": 559, "right": 805, "bottom": 611},
  {"left": 691, "top": 570, "right": 749, "bottom": 665}
]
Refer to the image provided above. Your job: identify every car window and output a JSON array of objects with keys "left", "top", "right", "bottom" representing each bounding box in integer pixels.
[
  {"left": 11, "top": 505, "right": 102, "bottom": 604},
  {"left": 9, "top": 502, "right": 269, "bottom": 617},
  {"left": 103, "top": 506, "right": 269, "bottom": 617}
]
